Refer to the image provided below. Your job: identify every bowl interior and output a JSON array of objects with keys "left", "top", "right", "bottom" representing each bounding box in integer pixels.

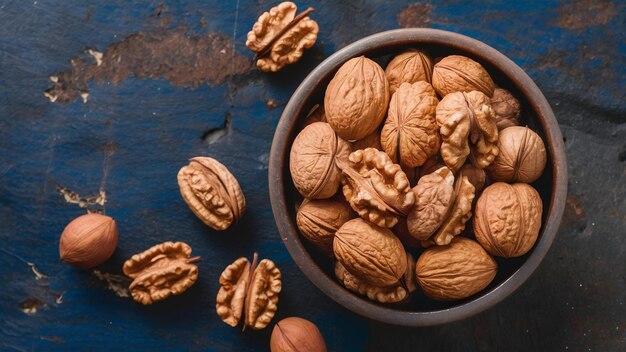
[{"left": 270, "top": 29, "right": 567, "bottom": 326}]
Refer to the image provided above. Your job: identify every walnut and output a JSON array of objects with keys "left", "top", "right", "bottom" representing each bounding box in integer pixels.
[
  {"left": 335, "top": 262, "right": 407, "bottom": 303},
  {"left": 393, "top": 217, "right": 422, "bottom": 248},
  {"left": 350, "top": 130, "right": 382, "bottom": 151},
  {"left": 431, "top": 176, "right": 475, "bottom": 245},
  {"left": 324, "top": 56, "right": 389, "bottom": 141},
  {"left": 385, "top": 50, "right": 433, "bottom": 94},
  {"left": 337, "top": 148, "right": 415, "bottom": 228},
  {"left": 436, "top": 91, "right": 499, "bottom": 172},
  {"left": 333, "top": 218, "right": 407, "bottom": 287},
  {"left": 216, "top": 253, "right": 282, "bottom": 330},
  {"left": 246, "top": 2, "right": 318, "bottom": 72},
  {"left": 178, "top": 157, "right": 245, "bottom": 231},
  {"left": 432, "top": 55, "right": 495, "bottom": 97},
  {"left": 123, "top": 242, "right": 200, "bottom": 305},
  {"left": 415, "top": 237, "right": 497, "bottom": 301},
  {"left": 458, "top": 163, "right": 486, "bottom": 194},
  {"left": 381, "top": 82, "right": 440, "bottom": 168},
  {"left": 296, "top": 196, "right": 353, "bottom": 255},
  {"left": 491, "top": 88, "right": 521, "bottom": 130},
  {"left": 473, "top": 182, "right": 543, "bottom": 258},
  {"left": 486, "top": 126, "right": 547, "bottom": 183},
  {"left": 270, "top": 317, "right": 327, "bottom": 352},
  {"left": 290, "top": 122, "right": 350, "bottom": 199}
]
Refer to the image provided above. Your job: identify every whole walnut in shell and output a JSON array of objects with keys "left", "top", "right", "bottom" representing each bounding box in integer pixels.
[
  {"left": 270, "top": 317, "right": 327, "bottom": 352},
  {"left": 385, "top": 50, "right": 433, "bottom": 94},
  {"left": 473, "top": 182, "right": 543, "bottom": 258},
  {"left": 432, "top": 55, "right": 495, "bottom": 97},
  {"left": 381, "top": 81, "right": 440, "bottom": 168},
  {"left": 59, "top": 213, "right": 118, "bottom": 269},
  {"left": 324, "top": 56, "right": 389, "bottom": 141},
  {"left": 334, "top": 218, "right": 407, "bottom": 287},
  {"left": 290, "top": 122, "right": 350, "bottom": 199},
  {"left": 296, "top": 196, "right": 353, "bottom": 255},
  {"left": 337, "top": 148, "right": 415, "bottom": 228},
  {"left": 415, "top": 237, "right": 497, "bottom": 301},
  {"left": 436, "top": 91, "right": 499, "bottom": 172},
  {"left": 491, "top": 88, "right": 521, "bottom": 130},
  {"left": 487, "top": 126, "right": 547, "bottom": 183}
]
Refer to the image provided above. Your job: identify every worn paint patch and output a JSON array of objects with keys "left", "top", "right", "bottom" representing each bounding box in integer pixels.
[
  {"left": 92, "top": 270, "right": 131, "bottom": 298},
  {"left": 397, "top": 3, "right": 432, "bottom": 28},
  {"left": 556, "top": 1, "right": 618, "bottom": 30},
  {"left": 45, "top": 27, "right": 253, "bottom": 104},
  {"left": 561, "top": 193, "right": 586, "bottom": 231},
  {"left": 58, "top": 186, "right": 106, "bottom": 208},
  {"left": 201, "top": 112, "right": 232, "bottom": 144},
  {"left": 21, "top": 298, "right": 45, "bottom": 315}
]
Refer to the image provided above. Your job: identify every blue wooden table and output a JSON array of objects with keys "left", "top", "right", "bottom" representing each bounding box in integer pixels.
[{"left": 1, "top": 1, "right": 624, "bottom": 351}]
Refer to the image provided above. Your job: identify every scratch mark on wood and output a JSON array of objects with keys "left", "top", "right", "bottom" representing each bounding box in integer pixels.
[
  {"left": 92, "top": 270, "right": 131, "bottom": 298},
  {"left": 201, "top": 112, "right": 232, "bottom": 144},
  {"left": 29, "top": 263, "right": 49, "bottom": 280}
]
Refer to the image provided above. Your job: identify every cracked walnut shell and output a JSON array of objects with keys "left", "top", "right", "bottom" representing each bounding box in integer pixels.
[
  {"left": 290, "top": 122, "right": 350, "bottom": 199},
  {"left": 432, "top": 55, "right": 495, "bottom": 97},
  {"left": 216, "top": 253, "right": 282, "bottom": 330},
  {"left": 436, "top": 91, "right": 499, "bottom": 172},
  {"left": 333, "top": 218, "right": 407, "bottom": 287},
  {"left": 491, "top": 88, "right": 521, "bottom": 130},
  {"left": 296, "top": 196, "right": 353, "bottom": 256},
  {"left": 246, "top": 2, "right": 318, "bottom": 72},
  {"left": 337, "top": 148, "right": 415, "bottom": 228},
  {"left": 178, "top": 157, "right": 245, "bottom": 231},
  {"left": 123, "top": 242, "right": 200, "bottom": 305},
  {"left": 385, "top": 50, "right": 433, "bottom": 94},
  {"left": 474, "top": 182, "right": 542, "bottom": 258},
  {"left": 487, "top": 126, "right": 547, "bottom": 183},
  {"left": 324, "top": 56, "right": 390, "bottom": 141},
  {"left": 381, "top": 81, "right": 440, "bottom": 168},
  {"left": 416, "top": 237, "right": 497, "bottom": 301}
]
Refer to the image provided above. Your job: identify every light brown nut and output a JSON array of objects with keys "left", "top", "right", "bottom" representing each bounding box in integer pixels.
[
  {"left": 123, "top": 242, "right": 200, "bottom": 305},
  {"left": 290, "top": 122, "right": 350, "bottom": 199},
  {"left": 486, "top": 126, "right": 547, "bottom": 183},
  {"left": 491, "top": 88, "right": 521, "bottom": 130},
  {"left": 381, "top": 82, "right": 440, "bottom": 168},
  {"left": 296, "top": 196, "right": 353, "bottom": 255},
  {"left": 246, "top": 2, "right": 318, "bottom": 72},
  {"left": 385, "top": 50, "right": 433, "bottom": 94},
  {"left": 415, "top": 237, "right": 497, "bottom": 301},
  {"left": 178, "top": 157, "right": 245, "bottom": 231},
  {"left": 407, "top": 167, "right": 455, "bottom": 241},
  {"left": 337, "top": 148, "right": 415, "bottom": 228},
  {"left": 324, "top": 56, "right": 389, "bottom": 141},
  {"left": 431, "top": 176, "right": 475, "bottom": 246},
  {"left": 333, "top": 218, "right": 407, "bottom": 287},
  {"left": 216, "top": 253, "right": 282, "bottom": 330},
  {"left": 436, "top": 91, "right": 499, "bottom": 172},
  {"left": 350, "top": 130, "right": 382, "bottom": 152},
  {"left": 458, "top": 163, "right": 486, "bottom": 194},
  {"left": 59, "top": 213, "right": 118, "bottom": 269},
  {"left": 335, "top": 262, "right": 407, "bottom": 303},
  {"left": 432, "top": 55, "right": 495, "bottom": 97},
  {"left": 473, "top": 182, "right": 542, "bottom": 258},
  {"left": 270, "top": 317, "right": 327, "bottom": 352}
]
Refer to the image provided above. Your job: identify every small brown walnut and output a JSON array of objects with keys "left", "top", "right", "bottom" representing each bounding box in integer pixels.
[
  {"left": 123, "top": 242, "right": 200, "bottom": 305},
  {"left": 487, "top": 126, "right": 547, "bottom": 183},
  {"left": 216, "top": 253, "right": 282, "bottom": 330},
  {"left": 334, "top": 218, "right": 407, "bottom": 287},
  {"left": 290, "top": 122, "right": 350, "bottom": 199},
  {"left": 337, "top": 148, "right": 415, "bottom": 228},
  {"left": 473, "top": 182, "right": 543, "bottom": 258},
  {"left": 350, "top": 130, "right": 382, "bottom": 152},
  {"left": 296, "top": 196, "right": 353, "bottom": 255},
  {"left": 407, "top": 167, "right": 455, "bottom": 241},
  {"left": 381, "top": 82, "right": 440, "bottom": 168},
  {"left": 246, "top": 2, "right": 318, "bottom": 72},
  {"left": 432, "top": 55, "right": 495, "bottom": 97},
  {"left": 491, "top": 88, "right": 521, "bottom": 130},
  {"left": 324, "top": 56, "right": 389, "bottom": 141},
  {"left": 436, "top": 91, "right": 499, "bottom": 172},
  {"left": 178, "top": 157, "right": 245, "bottom": 231},
  {"left": 415, "top": 237, "right": 497, "bottom": 301},
  {"left": 385, "top": 50, "right": 433, "bottom": 94},
  {"left": 458, "top": 163, "right": 486, "bottom": 194},
  {"left": 270, "top": 317, "right": 327, "bottom": 352}
]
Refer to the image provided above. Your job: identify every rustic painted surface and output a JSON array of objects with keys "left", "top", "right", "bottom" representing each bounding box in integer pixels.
[{"left": 0, "top": 0, "right": 624, "bottom": 351}]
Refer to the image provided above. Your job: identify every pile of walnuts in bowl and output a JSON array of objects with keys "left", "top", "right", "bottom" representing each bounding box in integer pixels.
[{"left": 289, "top": 51, "right": 547, "bottom": 303}]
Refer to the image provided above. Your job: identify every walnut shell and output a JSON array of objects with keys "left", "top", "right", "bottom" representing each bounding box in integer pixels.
[
  {"left": 432, "top": 55, "right": 495, "bottom": 97},
  {"left": 385, "top": 50, "right": 433, "bottom": 94},
  {"left": 407, "top": 167, "right": 455, "bottom": 241},
  {"left": 178, "top": 157, "right": 246, "bottom": 231},
  {"left": 486, "top": 126, "right": 547, "bottom": 183},
  {"left": 270, "top": 317, "right": 327, "bottom": 352},
  {"left": 296, "top": 196, "right": 353, "bottom": 255},
  {"left": 473, "top": 182, "right": 543, "bottom": 258},
  {"left": 290, "top": 122, "right": 350, "bottom": 199},
  {"left": 415, "top": 237, "right": 497, "bottom": 301},
  {"left": 436, "top": 91, "right": 499, "bottom": 172},
  {"left": 334, "top": 218, "right": 407, "bottom": 287},
  {"left": 458, "top": 163, "right": 486, "bottom": 194},
  {"left": 491, "top": 88, "right": 521, "bottom": 130},
  {"left": 324, "top": 56, "right": 389, "bottom": 141},
  {"left": 335, "top": 262, "right": 407, "bottom": 303},
  {"left": 381, "top": 82, "right": 440, "bottom": 168},
  {"left": 338, "top": 148, "right": 415, "bottom": 228},
  {"left": 431, "top": 176, "right": 475, "bottom": 246}
]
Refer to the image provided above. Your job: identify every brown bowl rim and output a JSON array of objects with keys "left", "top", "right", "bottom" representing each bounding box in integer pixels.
[{"left": 269, "top": 28, "right": 568, "bottom": 326}]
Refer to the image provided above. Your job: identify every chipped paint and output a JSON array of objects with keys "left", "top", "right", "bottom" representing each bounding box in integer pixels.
[
  {"left": 28, "top": 263, "right": 49, "bottom": 280},
  {"left": 58, "top": 187, "right": 106, "bottom": 208},
  {"left": 21, "top": 298, "right": 45, "bottom": 315},
  {"left": 397, "top": 3, "right": 432, "bottom": 28},
  {"left": 556, "top": 0, "right": 618, "bottom": 30},
  {"left": 92, "top": 270, "right": 131, "bottom": 298}
]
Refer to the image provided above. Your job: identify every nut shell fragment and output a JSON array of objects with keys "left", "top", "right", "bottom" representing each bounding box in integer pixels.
[
  {"left": 432, "top": 55, "right": 495, "bottom": 97},
  {"left": 385, "top": 50, "right": 433, "bottom": 94},
  {"left": 487, "top": 126, "right": 546, "bottom": 183}
]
